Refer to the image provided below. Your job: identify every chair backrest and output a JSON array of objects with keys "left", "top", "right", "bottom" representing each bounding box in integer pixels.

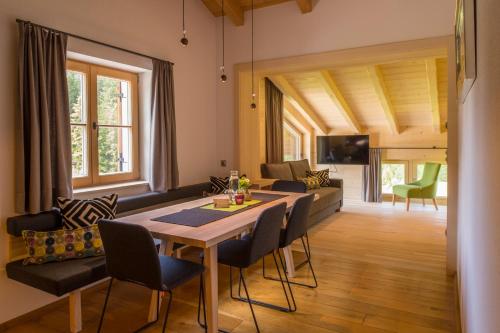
[
  {"left": 419, "top": 163, "right": 441, "bottom": 187},
  {"left": 271, "top": 180, "right": 307, "bottom": 193},
  {"left": 282, "top": 194, "right": 315, "bottom": 247},
  {"left": 248, "top": 202, "right": 287, "bottom": 264},
  {"left": 98, "top": 220, "right": 162, "bottom": 290}
]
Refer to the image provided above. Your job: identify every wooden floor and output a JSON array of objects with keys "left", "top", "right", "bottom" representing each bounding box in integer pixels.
[{"left": 4, "top": 203, "right": 457, "bottom": 333}]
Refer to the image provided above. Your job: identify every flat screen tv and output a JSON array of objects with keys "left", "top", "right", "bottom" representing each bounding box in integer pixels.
[{"left": 317, "top": 135, "right": 370, "bottom": 165}]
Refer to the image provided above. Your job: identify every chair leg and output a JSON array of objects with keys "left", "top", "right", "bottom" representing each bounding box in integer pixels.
[
  {"left": 239, "top": 269, "right": 261, "bottom": 333},
  {"left": 406, "top": 198, "right": 410, "bottom": 211},
  {"left": 432, "top": 198, "right": 439, "bottom": 211},
  {"left": 232, "top": 257, "right": 295, "bottom": 312},
  {"left": 97, "top": 278, "right": 114, "bottom": 333},
  {"left": 264, "top": 236, "right": 318, "bottom": 289},
  {"left": 392, "top": 194, "right": 396, "bottom": 206},
  {"left": 422, "top": 198, "right": 426, "bottom": 207},
  {"left": 161, "top": 291, "right": 173, "bottom": 333}
]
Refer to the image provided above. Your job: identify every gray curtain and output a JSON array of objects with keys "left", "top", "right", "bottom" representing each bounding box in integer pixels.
[
  {"left": 265, "top": 78, "right": 284, "bottom": 163},
  {"left": 16, "top": 22, "right": 72, "bottom": 214},
  {"left": 150, "top": 60, "right": 179, "bottom": 192},
  {"left": 362, "top": 148, "right": 382, "bottom": 203}
]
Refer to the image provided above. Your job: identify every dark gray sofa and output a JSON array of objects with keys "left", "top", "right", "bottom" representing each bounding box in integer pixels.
[{"left": 261, "top": 159, "right": 343, "bottom": 226}]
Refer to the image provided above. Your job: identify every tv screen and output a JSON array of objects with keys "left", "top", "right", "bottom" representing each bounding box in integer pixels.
[{"left": 317, "top": 135, "right": 370, "bottom": 165}]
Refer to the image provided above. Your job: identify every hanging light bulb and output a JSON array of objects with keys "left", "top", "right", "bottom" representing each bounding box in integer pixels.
[
  {"left": 180, "top": 0, "right": 189, "bottom": 46},
  {"left": 250, "top": 0, "right": 256, "bottom": 109},
  {"left": 220, "top": 0, "right": 227, "bottom": 82}
]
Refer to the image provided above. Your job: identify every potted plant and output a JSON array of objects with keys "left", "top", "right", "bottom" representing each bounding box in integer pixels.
[{"left": 238, "top": 177, "right": 252, "bottom": 201}]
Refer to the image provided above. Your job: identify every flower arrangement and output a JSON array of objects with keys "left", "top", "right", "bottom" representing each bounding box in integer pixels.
[{"left": 238, "top": 177, "right": 251, "bottom": 190}]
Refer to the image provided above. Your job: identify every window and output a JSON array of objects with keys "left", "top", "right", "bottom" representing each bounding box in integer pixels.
[
  {"left": 416, "top": 163, "right": 448, "bottom": 197},
  {"left": 67, "top": 60, "right": 139, "bottom": 187},
  {"left": 381, "top": 162, "right": 407, "bottom": 194},
  {"left": 283, "top": 122, "right": 301, "bottom": 161}
]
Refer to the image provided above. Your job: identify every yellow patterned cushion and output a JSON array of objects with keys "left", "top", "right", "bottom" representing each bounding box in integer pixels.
[
  {"left": 299, "top": 176, "right": 321, "bottom": 190},
  {"left": 22, "top": 224, "right": 104, "bottom": 265}
]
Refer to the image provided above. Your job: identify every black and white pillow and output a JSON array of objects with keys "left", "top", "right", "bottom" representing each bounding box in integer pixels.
[
  {"left": 210, "top": 176, "right": 229, "bottom": 194},
  {"left": 57, "top": 193, "right": 118, "bottom": 230},
  {"left": 306, "top": 169, "right": 330, "bottom": 187}
]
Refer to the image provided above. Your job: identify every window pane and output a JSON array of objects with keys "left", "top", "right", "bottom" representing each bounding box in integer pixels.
[
  {"left": 381, "top": 163, "right": 405, "bottom": 194},
  {"left": 71, "top": 125, "right": 88, "bottom": 177},
  {"left": 97, "top": 75, "right": 131, "bottom": 126},
  {"left": 98, "top": 127, "right": 132, "bottom": 175},
  {"left": 283, "top": 125, "right": 300, "bottom": 161},
  {"left": 67, "top": 71, "right": 86, "bottom": 123}
]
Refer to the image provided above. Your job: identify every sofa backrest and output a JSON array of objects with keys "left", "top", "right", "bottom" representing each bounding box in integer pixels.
[{"left": 261, "top": 159, "right": 311, "bottom": 181}]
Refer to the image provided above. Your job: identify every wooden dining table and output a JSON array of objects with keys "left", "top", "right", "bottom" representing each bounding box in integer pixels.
[{"left": 116, "top": 190, "right": 309, "bottom": 333}]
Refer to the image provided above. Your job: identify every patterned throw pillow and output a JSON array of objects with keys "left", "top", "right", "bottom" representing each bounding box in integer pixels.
[
  {"left": 306, "top": 169, "right": 330, "bottom": 187},
  {"left": 57, "top": 194, "right": 118, "bottom": 230},
  {"left": 22, "top": 224, "right": 104, "bottom": 265},
  {"left": 299, "top": 176, "right": 321, "bottom": 190},
  {"left": 210, "top": 176, "right": 229, "bottom": 194},
  {"left": 209, "top": 175, "right": 247, "bottom": 194}
]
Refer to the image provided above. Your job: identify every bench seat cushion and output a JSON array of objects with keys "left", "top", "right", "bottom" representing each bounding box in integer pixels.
[{"left": 6, "top": 256, "right": 107, "bottom": 297}]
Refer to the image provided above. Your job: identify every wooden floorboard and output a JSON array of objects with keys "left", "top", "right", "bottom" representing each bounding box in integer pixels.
[{"left": 2, "top": 203, "right": 457, "bottom": 333}]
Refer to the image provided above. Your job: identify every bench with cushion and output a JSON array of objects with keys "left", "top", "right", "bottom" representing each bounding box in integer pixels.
[
  {"left": 261, "top": 159, "right": 343, "bottom": 226},
  {"left": 5, "top": 182, "right": 210, "bottom": 333}
]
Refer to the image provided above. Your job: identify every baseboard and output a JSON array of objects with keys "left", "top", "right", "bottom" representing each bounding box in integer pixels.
[{"left": 0, "top": 280, "right": 108, "bottom": 332}]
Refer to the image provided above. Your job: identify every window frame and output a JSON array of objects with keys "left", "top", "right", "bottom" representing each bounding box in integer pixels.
[
  {"left": 67, "top": 60, "right": 140, "bottom": 188},
  {"left": 283, "top": 121, "right": 302, "bottom": 161}
]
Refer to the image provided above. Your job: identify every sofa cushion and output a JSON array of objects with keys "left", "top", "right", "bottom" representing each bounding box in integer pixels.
[
  {"left": 308, "top": 187, "right": 343, "bottom": 216},
  {"left": 262, "top": 163, "right": 294, "bottom": 180},
  {"left": 298, "top": 176, "right": 321, "bottom": 190},
  {"left": 22, "top": 225, "right": 104, "bottom": 265},
  {"left": 57, "top": 194, "right": 118, "bottom": 229},
  {"left": 6, "top": 256, "right": 107, "bottom": 296},
  {"left": 288, "top": 159, "right": 311, "bottom": 180},
  {"left": 306, "top": 169, "right": 330, "bottom": 186}
]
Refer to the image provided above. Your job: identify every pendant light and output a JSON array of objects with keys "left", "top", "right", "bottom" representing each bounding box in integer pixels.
[
  {"left": 220, "top": 0, "right": 228, "bottom": 82},
  {"left": 180, "top": 0, "right": 189, "bottom": 46},
  {"left": 250, "top": 0, "right": 256, "bottom": 109}
]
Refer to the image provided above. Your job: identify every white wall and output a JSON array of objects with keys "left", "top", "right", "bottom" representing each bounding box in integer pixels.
[
  {"left": 0, "top": 0, "right": 216, "bottom": 323},
  {"left": 457, "top": 0, "right": 500, "bottom": 332},
  {"left": 215, "top": 0, "right": 456, "bottom": 173}
]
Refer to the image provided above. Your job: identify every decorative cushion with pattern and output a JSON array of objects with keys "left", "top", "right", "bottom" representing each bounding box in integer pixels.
[
  {"left": 209, "top": 175, "right": 248, "bottom": 194},
  {"left": 306, "top": 169, "right": 330, "bottom": 187},
  {"left": 57, "top": 194, "right": 118, "bottom": 230},
  {"left": 299, "top": 176, "right": 321, "bottom": 190},
  {"left": 22, "top": 224, "right": 104, "bottom": 265}
]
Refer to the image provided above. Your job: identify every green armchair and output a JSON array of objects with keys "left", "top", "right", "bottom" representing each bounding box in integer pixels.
[{"left": 392, "top": 162, "right": 441, "bottom": 211}]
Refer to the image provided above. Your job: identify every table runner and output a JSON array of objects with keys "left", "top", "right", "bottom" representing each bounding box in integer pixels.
[{"left": 151, "top": 193, "right": 287, "bottom": 227}]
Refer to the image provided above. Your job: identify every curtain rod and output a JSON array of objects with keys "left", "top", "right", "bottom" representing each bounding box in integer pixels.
[
  {"left": 16, "top": 19, "right": 174, "bottom": 65},
  {"left": 372, "top": 147, "right": 447, "bottom": 150}
]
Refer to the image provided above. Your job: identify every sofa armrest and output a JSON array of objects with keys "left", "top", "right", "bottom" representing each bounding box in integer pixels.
[{"left": 328, "top": 178, "right": 343, "bottom": 189}]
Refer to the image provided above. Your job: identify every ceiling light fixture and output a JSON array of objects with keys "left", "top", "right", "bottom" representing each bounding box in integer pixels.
[
  {"left": 180, "top": 0, "right": 188, "bottom": 47},
  {"left": 220, "top": 0, "right": 227, "bottom": 82},
  {"left": 250, "top": 0, "right": 256, "bottom": 109}
]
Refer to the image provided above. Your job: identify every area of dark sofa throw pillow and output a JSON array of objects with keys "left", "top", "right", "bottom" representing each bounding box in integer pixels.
[
  {"left": 210, "top": 175, "right": 247, "bottom": 194},
  {"left": 21, "top": 194, "right": 118, "bottom": 265},
  {"left": 306, "top": 169, "right": 330, "bottom": 187}
]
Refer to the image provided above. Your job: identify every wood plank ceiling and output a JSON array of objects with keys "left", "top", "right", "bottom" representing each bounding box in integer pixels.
[
  {"left": 202, "top": 0, "right": 314, "bottom": 26},
  {"left": 271, "top": 57, "right": 449, "bottom": 135}
]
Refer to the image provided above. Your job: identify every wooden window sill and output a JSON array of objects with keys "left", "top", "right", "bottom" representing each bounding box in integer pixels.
[{"left": 73, "top": 180, "right": 149, "bottom": 199}]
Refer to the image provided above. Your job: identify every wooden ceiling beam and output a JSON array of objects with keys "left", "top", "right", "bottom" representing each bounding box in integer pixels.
[
  {"left": 425, "top": 59, "right": 442, "bottom": 133},
  {"left": 318, "top": 70, "right": 363, "bottom": 134},
  {"left": 202, "top": 0, "right": 244, "bottom": 26},
  {"left": 283, "top": 99, "right": 313, "bottom": 133},
  {"left": 296, "top": 0, "right": 313, "bottom": 13},
  {"left": 269, "top": 75, "right": 329, "bottom": 135},
  {"left": 367, "top": 66, "right": 400, "bottom": 135}
]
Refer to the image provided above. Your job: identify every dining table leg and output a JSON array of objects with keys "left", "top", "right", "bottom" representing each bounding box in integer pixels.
[
  {"left": 283, "top": 246, "right": 296, "bottom": 278},
  {"left": 203, "top": 246, "right": 219, "bottom": 333},
  {"left": 147, "top": 239, "right": 174, "bottom": 322}
]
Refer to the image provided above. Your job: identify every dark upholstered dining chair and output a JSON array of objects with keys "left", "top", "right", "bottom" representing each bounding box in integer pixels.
[
  {"left": 263, "top": 193, "right": 318, "bottom": 290},
  {"left": 97, "top": 220, "right": 206, "bottom": 333},
  {"left": 198, "top": 203, "right": 290, "bottom": 333}
]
